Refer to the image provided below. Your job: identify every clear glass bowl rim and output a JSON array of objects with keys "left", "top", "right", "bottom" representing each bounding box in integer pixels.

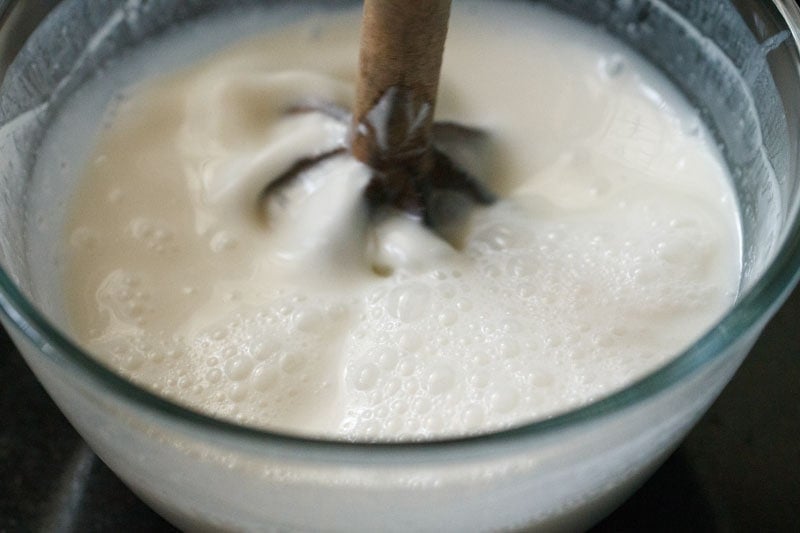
[{"left": 0, "top": 0, "right": 799, "bottom": 458}]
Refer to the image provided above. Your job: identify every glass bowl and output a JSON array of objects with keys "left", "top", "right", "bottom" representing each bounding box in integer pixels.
[{"left": 1, "top": 0, "right": 799, "bottom": 531}]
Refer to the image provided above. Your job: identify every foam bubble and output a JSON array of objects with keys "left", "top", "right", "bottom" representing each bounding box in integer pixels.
[
  {"left": 351, "top": 363, "right": 379, "bottom": 391},
  {"left": 386, "top": 283, "right": 432, "bottom": 322},
  {"left": 228, "top": 383, "right": 248, "bottom": 402},
  {"left": 60, "top": 4, "right": 740, "bottom": 440},
  {"left": 438, "top": 309, "right": 458, "bottom": 327},
  {"left": 489, "top": 388, "right": 519, "bottom": 414},
  {"left": 225, "top": 356, "right": 254, "bottom": 381},
  {"left": 206, "top": 367, "right": 223, "bottom": 384},
  {"left": 377, "top": 350, "right": 399, "bottom": 371},
  {"left": 292, "top": 308, "right": 324, "bottom": 332},
  {"left": 427, "top": 366, "right": 455, "bottom": 395}
]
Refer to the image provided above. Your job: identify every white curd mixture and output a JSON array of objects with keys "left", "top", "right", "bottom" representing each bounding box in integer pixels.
[{"left": 55, "top": 3, "right": 740, "bottom": 439}]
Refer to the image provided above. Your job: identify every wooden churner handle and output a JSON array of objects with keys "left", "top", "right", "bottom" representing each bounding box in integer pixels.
[{"left": 351, "top": 0, "right": 452, "bottom": 176}]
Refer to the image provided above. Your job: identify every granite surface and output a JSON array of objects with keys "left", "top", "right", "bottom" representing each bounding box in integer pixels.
[{"left": 1, "top": 283, "right": 799, "bottom": 532}]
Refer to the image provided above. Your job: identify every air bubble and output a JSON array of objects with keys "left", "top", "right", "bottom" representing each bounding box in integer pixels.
[
  {"left": 456, "top": 298, "right": 473, "bottom": 312},
  {"left": 412, "top": 397, "right": 432, "bottom": 414},
  {"left": 471, "top": 352, "right": 490, "bottom": 366},
  {"left": 470, "top": 373, "right": 490, "bottom": 389},
  {"left": 383, "top": 377, "right": 401, "bottom": 398},
  {"left": 378, "top": 350, "right": 399, "bottom": 370},
  {"left": 385, "top": 418, "right": 404, "bottom": 434},
  {"left": 206, "top": 367, "right": 223, "bottom": 384},
  {"left": 177, "top": 375, "right": 193, "bottom": 390},
  {"left": 438, "top": 309, "right": 457, "bottom": 326},
  {"left": 398, "top": 331, "right": 423, "bottom": 352},
  {"left": 352, "top": 363, "right": 379, "bottom": 391},
  {"left": 484, "top": 264, "right": 501, "bottom": 278},
  {"left": 439, "top": 284, "right": 457, "bottom": 299},
  {"left": 222, "top": 346, "right": 238, "bottom": 358},
  {"left": 401, "top": 377, "right": 419, "bottom": 394},
  {"left": 251, "top": 364, "right": 277, "bottom": 391},
  {"left": 228, "top": 383, "right": 248, "bottom": 403},
  {"left": 398, "top": 359, "right": 415, "bottom": 377},
  {"left": 225, "top": 356, "right": 254, "bottom": 381},
  {"left": 424, "top": 414, "right": 444, "bottom": 433},
  {"left": 326, "top": 304, "right": 347, "bottom": 321},
  {"left": 499, "top": 340, "right": 519, "bottom": 358},
  {"left": 293, "top": 308, "right": 323, "bottom": 332},
  {"left": 386, "top": 283, "right": 431, "bottom": 322},
  {"left": 427, "top": 366, "right": 455, "bottom": 394},
  {"left": 165, "top": 347, "right": 183, "bottom": 360},
  {"left": 121, "top": 352, "right": 144, "bottom": 370},
  {"left": 501, "top": 319, "right": 523, "bottom": 335},
  {"left": 462, "top": 405, "right": 485, "bottom": 428},
  {"left": 252, "top": 340, "right": 281, "bottom": 361},
  {"left": 545, "top": 335, "right": 563, "bottom": 348},
  {"left": 490, "top": 388, "right": 519, "bottom": 414},
  {"left": 506, "top": 256, "right": 535, "bottom": 278}
]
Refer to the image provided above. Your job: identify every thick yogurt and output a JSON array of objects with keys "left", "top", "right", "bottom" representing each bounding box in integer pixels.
[{"left": 55, "top": 3, "right": 740, "bottom": 439}]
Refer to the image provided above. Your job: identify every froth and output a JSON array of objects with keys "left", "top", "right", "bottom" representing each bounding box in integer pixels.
[{"left": 54, "top": 4, "right": 741, "bottom": 439}]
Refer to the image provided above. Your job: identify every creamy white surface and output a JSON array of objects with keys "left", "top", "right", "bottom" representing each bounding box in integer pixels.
[{"left": 57, "top": 4, "right": 740, "bottom": 439}]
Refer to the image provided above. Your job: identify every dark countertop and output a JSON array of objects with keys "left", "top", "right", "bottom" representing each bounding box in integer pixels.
[{"left": 1, "top": 284, "right": 798, "bottom": 532}]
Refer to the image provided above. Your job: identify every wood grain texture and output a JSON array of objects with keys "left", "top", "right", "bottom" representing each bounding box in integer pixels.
[{"left": 351, "top": 0, "right": 452, "bottom": 173}]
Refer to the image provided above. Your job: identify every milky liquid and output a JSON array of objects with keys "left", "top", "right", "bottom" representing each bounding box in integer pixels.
[{"left": 48, "top": 2, "right": 741, "bottom": 440}]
